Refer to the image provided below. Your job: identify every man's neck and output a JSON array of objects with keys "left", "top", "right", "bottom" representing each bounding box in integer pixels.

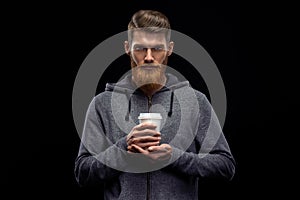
[{"left": 140, "top": 84, "right": 164, "bottom": 97}]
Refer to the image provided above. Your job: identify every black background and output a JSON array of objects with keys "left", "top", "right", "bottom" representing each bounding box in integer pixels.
[{"left": 2, "top": 1, "right": 295, "bottom": 199}]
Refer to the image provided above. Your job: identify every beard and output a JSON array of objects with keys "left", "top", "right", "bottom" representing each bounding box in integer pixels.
[{"left": 131, "top": 56, "right": 168, "bottom": 94}]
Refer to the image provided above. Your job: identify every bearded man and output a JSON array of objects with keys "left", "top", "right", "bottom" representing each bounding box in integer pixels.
[{"left": 75, "top": 9, "right": 235, "bottom": 200}]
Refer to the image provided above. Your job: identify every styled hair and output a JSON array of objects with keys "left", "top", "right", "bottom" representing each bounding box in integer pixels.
[{"left": 127, "top": 10, "right": 171, "bottom": 44}]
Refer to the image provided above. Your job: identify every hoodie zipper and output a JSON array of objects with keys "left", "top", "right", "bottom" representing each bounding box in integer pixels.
[{"left": 147, "top": 95, "right": 152, "bottom": 200}]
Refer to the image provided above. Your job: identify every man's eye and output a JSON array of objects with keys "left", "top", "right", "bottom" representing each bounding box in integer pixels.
[
  {"left": 134, "top": 47, "right": 146, "bottom": 51},
  {"left": 153, "top": 47, "right": 164, "bottom": 51}
]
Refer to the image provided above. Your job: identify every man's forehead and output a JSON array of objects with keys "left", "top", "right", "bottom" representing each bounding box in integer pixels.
[{"left": 131, "top": 31, "right": 167, "bottom": 44}]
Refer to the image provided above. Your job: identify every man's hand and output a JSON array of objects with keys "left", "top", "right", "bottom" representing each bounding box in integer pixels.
[
  {"left": 129, "top": 143, "right": 172, "bottom": 162},
  {"left": 127, "top": 123, "right": 161, "bottom": 152}
]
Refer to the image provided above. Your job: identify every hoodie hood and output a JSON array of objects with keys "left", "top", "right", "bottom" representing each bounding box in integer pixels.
[{"left": 105, "top": 73, "right": 190, "bottom": 120}]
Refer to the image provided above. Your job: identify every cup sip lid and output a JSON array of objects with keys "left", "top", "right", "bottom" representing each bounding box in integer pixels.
[{"left": 138, "top": 113, "right": 162, "bottom": 119}]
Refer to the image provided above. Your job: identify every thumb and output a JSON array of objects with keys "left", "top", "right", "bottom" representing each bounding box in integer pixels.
[
  {"left": 148, "top": 146, "right": 159, "bottom": 151},
  {"left": 148, "top": 147, "right": 154, "bottom": 151}
]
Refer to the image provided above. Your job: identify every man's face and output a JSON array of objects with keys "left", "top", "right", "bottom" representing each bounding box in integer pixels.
[
  {"left": 125, "top": 31, "right": 173, "bottom": 90},
  {"left": 130, "top": 31, "right": 169, "bottom": 66}
]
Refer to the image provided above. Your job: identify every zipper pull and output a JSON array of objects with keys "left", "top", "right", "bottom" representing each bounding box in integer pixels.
[{"left": 148, "top": 96, "right": 152, "bottom": 111}]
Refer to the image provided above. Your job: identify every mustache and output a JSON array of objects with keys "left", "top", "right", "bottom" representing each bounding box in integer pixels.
[{"left": 138, "top": 64, "right": 163, "bottom": 68}]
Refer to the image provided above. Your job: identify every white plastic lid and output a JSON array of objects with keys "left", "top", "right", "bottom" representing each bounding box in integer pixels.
[{"left": 138, "top": 113, "right": 162, "bottom": 119}]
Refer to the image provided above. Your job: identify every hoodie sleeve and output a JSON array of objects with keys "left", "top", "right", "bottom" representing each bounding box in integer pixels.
[
  {"left": 74, "top": 97, "right": 128, "bottom": 186},
  {"left": 168, "top": 94, "right": 236, "bottom": 180}
]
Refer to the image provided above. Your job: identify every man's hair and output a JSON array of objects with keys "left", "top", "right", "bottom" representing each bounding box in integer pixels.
[{"left": 127, "top": 10, "right": 171, "bottom": 44}]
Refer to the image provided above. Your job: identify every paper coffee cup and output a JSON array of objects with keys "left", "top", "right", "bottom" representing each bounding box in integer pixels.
[{"left": 138, "top": 113, "right": 162, "bottom": 131}]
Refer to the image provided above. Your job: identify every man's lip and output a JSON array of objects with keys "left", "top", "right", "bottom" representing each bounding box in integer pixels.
[{"left": 140, "top": 65, "right": 160, "bottom": 69}]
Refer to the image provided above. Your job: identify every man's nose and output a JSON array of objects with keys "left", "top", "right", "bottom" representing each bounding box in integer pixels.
[{"left": 144, "top": 48, "right": 154, "bottom": 62}]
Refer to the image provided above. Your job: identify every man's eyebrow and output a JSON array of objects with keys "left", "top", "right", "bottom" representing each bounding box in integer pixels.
[
  {"left": 133, "top": 44, "right": 145, "bottom": 47},
  {"left": 133, "top": 44, "right": 165, "bottom": 48}
]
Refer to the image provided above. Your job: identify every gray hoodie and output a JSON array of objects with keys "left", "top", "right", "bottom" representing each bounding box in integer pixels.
[{"left": 74, "top": 73, "right": 235, "bottom": 200}]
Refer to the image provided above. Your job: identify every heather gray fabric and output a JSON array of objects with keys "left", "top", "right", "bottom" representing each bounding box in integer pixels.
[{"left": 74, "top": 73, "right": 235, "bottom": 200}]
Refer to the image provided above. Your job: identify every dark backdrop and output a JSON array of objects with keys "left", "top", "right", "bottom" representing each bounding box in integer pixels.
[{"left": 3, "top": 1, "right": 294, "bottom": 199}]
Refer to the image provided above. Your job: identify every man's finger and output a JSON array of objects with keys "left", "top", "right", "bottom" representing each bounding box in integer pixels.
[
  {"left": 135, "top": 123, "right": 157, "bottom": 131},
  {"left": 148, "top": 146, "right": 168, "bottom": 153},
  {"left": 128, "top": 137, "right": 158, "bottom": 146},
  {"left": 131, "top": 144, "right": 148, "bottom": 154},
  {"left": 129, "top": 136, "right": 160, "bottom": 146},
  {"left": 136, "top": 141, "right": 160, "bottom": 148},
  {"left": 133, "top": 136, "right": 161, "bottom": 143},
  {"left": 134, "top": 129, "right": 161, "bottom": 137}
]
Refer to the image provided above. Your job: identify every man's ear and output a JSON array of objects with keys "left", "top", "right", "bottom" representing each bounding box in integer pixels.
[
  {"left": 167, "top": 41, "right": 174, "bottom": 56},
  {"left": 124, "top": 41, "right": 130, "bottom": 55}
]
